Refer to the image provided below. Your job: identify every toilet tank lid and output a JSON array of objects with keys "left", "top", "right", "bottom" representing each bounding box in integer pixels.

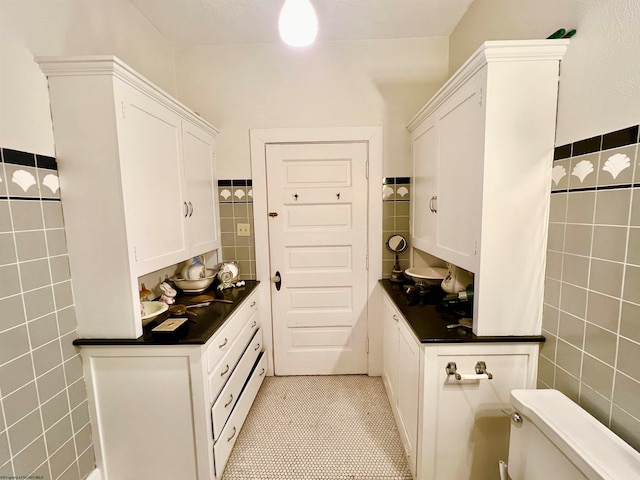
[{"left": 511, "top": 389, "right": 640, "bottom": 480}]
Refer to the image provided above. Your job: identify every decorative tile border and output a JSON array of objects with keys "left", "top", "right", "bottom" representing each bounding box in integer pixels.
[
  {"left": 218, "top": 179, "right": 253, "bottom": 203},
  {"left": 382, "top": 177, "right": 410, "bottom": 201},
  {"left": 1, "top": 148, "right": 60, "bottom": 201},
  {"left": 552, "top": 125, "right": 639, "bottom": 193}
]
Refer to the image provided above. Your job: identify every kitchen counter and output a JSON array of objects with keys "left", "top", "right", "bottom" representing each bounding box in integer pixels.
[
  {"left": 380, "top": 280, "right": 544, "bottom": 344},
  {"left": 73, "top": 280, "right": 259, "bottom": 346}
]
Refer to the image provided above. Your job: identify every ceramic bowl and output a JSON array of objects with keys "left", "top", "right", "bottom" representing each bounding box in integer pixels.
[
  {"left": 140, "top": 301, "right": 168, "bottom": 326},
  {"left": 170, "top": 269, "right": 217, "bottom": 293},
  {"left": 404, "top": 266, "right": 448, "bottom": 286}
]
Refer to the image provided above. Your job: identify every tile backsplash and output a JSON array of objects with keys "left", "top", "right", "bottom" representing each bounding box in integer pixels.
[
  {"left": 0, "top": 148, "right": 94, "bottom": 479},
  {"left": 541, "top": 124, "right": 640, "bottom": 450},
  {"left": 218, "top": 180, "right": 256, "bottom": 279},
  {"left": 382, "top": 177, "right": 411, "bottom": 279}
]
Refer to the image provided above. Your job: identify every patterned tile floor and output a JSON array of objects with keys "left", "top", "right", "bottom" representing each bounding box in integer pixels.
[{"left": 221, "top": 375, "right": 412, "bottom": 480}]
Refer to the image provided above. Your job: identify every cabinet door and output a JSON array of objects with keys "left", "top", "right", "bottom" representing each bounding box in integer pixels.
[
  {"left": 182, "top": 121, "right": 220, "bottom": 255},
  {"left": 116, "top": 85, "right": 188, "bottom": 275},
  {"left": 411, "top": 117, "right": 438, "bottom": 253},
  {"left": 421, "top": 345, "right": 535, "bottom": 480},
  {"left": 435, "top": 72, "right": 485, "bottom": 272},
  {"left": 382, "top": 297, "right": 399, "bottom": 402},
  {"left": 397, "top": 317, "right": 419, "bottom": 476}
]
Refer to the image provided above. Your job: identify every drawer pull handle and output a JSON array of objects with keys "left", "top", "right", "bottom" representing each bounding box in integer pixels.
[
  {"left": 254, "top": 343, "right": 261, "bottom": 351},
  {"left": 220, "top": 364, "right": 230, "bottom": 376},
  {"left": 224, "top": 394, "right": 234, "bottom": 408},
  {"left": 259, "top": 368, "right": 266, "bottom": 377},
  {"left": 227, "top": 426, "right": 237, "bottom": 442},
  {"left": 250, "top": 301, "right": 256, "bottom": 308},
  {"left": 218, "top": 338, "right": 228, "bottom": 349},
  {"left": 392, "top": 314, "right": 399, "bottom": 322},
  {"left": 251, "top": 321, "right": 257, "bottom": 328}
]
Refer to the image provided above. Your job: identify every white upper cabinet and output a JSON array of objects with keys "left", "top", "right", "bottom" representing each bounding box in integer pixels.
[
  {"left": 116, "top": 83, "right": 189, "bottom": 273},
  {"left": 411, "top": 117, "right": 438, "bottom": 250},
  {"left": 37, "top": 56, "right": 221, "bottom": 338},
  {"left": 408, "top": 41, "right": 569, "bottom": 336},
  {"left": 182, "top": 121, "right": 220, "bottom": 256},
  {"left": 411, "top": 70, "right": 485, "bottom": 271}
]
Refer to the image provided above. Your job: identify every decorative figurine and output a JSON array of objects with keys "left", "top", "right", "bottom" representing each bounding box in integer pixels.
[{"left": 159, "top": 282, "right": 177, "bottom": 305}]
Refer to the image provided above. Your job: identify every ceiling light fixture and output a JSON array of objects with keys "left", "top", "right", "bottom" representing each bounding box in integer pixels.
[{"left": 278, "top": 0, "right": 318, "bottom": 47}]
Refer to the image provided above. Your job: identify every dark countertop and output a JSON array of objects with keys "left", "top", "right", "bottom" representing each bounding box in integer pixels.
[
  {"left": 380, "top": 280, "right": 544, "bottom": 344},
  {"left": 74, "top": 280, "right": 259, "bottom": 346}
]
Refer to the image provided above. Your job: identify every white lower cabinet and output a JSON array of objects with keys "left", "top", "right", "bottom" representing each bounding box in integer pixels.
[
  {"left": 80, "top": 291, "right": 265, "bottom": 480},
  {"left": 382, "top": 292, "right": 538, "bottom": 480},
  {"left": 418, "top": 343, "right": 538, "bottom": 480},
  {"left": 382, "top": 295, "right": 420, "bottom": 477},
  {"left": 214, "top": 353, "right": 267, "bottom": 475}
]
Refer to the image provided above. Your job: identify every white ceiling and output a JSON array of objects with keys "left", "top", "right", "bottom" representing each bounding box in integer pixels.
[{"left": 129, "top": 0, "right": 474, "bottom": 45}]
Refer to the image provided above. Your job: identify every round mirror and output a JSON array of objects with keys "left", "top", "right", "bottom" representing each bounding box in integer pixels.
[{"left": 386, "top": 234, "right": 408, "bottom": 254}]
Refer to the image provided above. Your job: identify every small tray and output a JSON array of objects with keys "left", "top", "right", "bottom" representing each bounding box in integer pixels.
[{"left": 151, "top": 317, "right": 189, "bottom": 341}]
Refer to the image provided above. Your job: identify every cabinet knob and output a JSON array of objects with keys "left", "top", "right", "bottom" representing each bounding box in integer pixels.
[
  {"left": 392, "top": 314, "right": 399, "bottom": 322},
  {"left": 224, "top": 394, "right": 234, "bottom": 408},
  {"left": 512, "top": 412, "right": 523, "bottom": 424}
]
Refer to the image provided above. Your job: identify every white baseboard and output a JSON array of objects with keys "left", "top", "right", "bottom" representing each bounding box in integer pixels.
[{"left": 86, "top": 468, "right": 102, "bottom": 480}]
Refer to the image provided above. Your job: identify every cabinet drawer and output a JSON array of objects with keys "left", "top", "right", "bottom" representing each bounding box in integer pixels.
[
  {"left": 211, "top": 329, "right": 263, "bottom": 440},
  {"left": 209, "top": 309, "right": 259, "bottom": 402},
  {"left": 206, "top": 293, "right": 258, "bottom": 372},
  {"left": 214, "top": 352, "right": 267, "bottom": 479}
]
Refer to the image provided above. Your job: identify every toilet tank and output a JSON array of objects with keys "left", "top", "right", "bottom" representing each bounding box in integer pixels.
[{"left": 507, "top": 389, "right": 640, "bottom": 480}]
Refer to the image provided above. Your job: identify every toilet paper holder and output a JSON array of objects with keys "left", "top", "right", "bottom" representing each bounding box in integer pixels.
[{"left": 446, "top": 361, "right": 493, "bottom": 381}]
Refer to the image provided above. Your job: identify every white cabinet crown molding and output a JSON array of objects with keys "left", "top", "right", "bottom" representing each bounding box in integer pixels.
[
  {"left": 36, "top": 55, "right": 219, "bottom": 136},
  {"left": 407, "top": 40, "right": 570, "bottom": 132}
]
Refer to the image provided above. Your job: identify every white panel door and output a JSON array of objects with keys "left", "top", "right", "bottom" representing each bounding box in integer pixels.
[{"left": 267, "top": 142, "right": 368, "bottom": 375}]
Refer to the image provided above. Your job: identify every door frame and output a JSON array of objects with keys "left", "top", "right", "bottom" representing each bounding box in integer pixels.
[{"left": 250, "top": 127, "right": 383, "bottom": 377}]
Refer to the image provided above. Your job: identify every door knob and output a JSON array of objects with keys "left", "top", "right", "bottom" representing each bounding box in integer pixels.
[{"left": 272, "top": 271, "right": 282, "bottom": 291}]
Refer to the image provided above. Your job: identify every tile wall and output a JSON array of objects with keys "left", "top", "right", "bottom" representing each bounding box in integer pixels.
[
  {"left": 382, "top": 177, "right": 411, "bottom": 279},
  {"left": 0, "top": 149, "right": 94, "bottom": 479},
  {"left": 540, "top": 125, "right": 640, "bottom": 449},
  {"left": 218, "top": 180, "right": 256, "bottom": 279}
]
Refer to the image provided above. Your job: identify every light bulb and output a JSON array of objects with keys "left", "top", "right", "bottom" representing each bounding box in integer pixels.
[{"left": 278, "top": 0, "right": 318, "bottom": 47}]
